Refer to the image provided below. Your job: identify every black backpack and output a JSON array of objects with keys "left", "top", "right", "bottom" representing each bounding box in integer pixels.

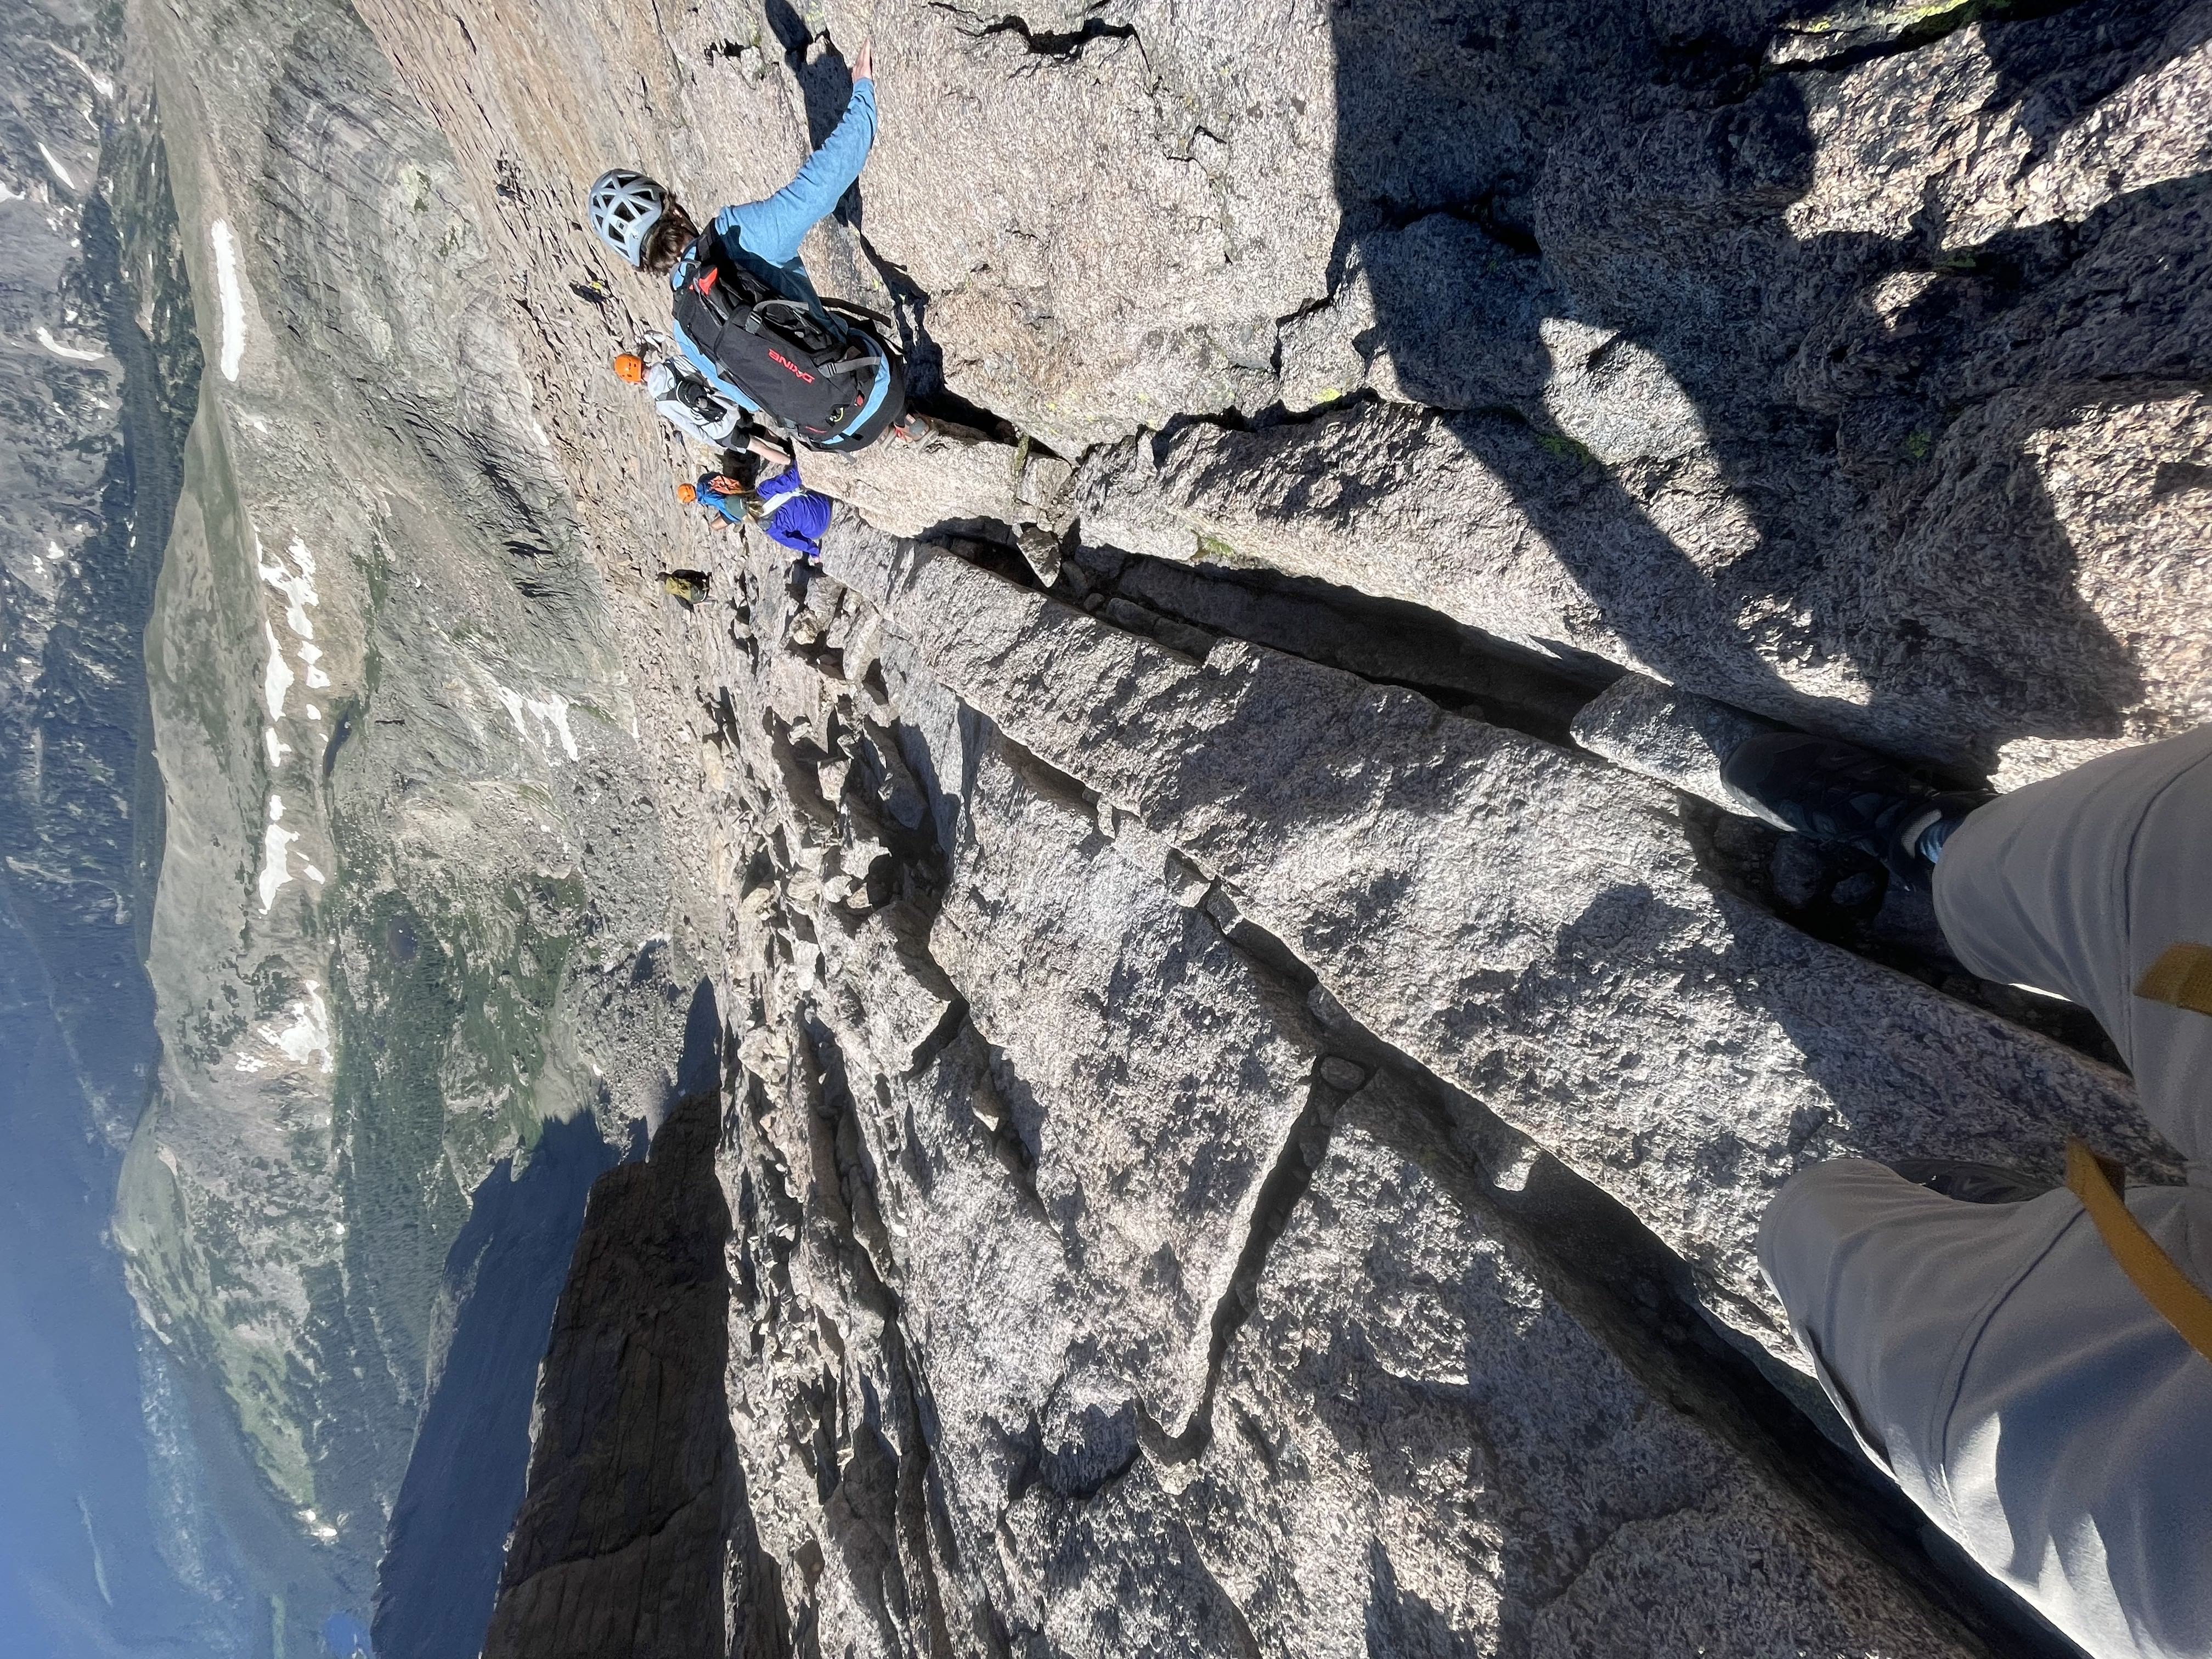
[{"left": 670, "top": 236, "right": 881, "bottom": 442}]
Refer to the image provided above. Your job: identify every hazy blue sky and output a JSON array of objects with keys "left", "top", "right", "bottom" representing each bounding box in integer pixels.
[{"left": 0, "top": 901, "right": 249, "bottom": 1659}]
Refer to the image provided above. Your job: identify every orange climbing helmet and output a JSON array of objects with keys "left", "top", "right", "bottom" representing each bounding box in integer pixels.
[
  {"left": 613, "top": 351, "right": 646, "bottom": 383},
  {"left": 676, "top": 482, "right": 697, "bottom": 504}
]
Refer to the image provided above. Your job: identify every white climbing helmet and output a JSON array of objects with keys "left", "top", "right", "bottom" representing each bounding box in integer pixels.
[{"left": 588, "top": 169, "right": 668, "bottom": 268}]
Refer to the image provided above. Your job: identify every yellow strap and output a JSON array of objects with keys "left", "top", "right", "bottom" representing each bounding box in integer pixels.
[
  {"left": 2066, "top": 1138, "right": 2212, "bottom": 1365},
  {"left": 2136, "top": 941, "right": 2212, "bottom": 1015}
]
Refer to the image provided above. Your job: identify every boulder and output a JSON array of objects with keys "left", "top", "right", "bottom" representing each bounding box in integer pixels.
[{"left": 823, "top": 524, "right": 2170, "bottom": 1356}]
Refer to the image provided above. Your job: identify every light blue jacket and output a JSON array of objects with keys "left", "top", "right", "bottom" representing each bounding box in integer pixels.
[
  {"left": 672, "top": 81, "right": 890, "bottom": 444},
  {"left": 710, "top": 80, "right": 876, "bottom": 313}
]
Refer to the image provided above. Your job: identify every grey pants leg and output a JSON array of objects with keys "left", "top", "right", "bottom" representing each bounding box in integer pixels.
[
  {"left": 1759, "top": 725, "right": 2212, "bottom": 1659},
  {"left": 1934, "top": 723, "right": 2212, "bottom": 1162}
]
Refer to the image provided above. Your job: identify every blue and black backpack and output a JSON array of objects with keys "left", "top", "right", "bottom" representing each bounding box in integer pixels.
[{"left": 670, "top": 235, "right": 892, "bottom": 445}]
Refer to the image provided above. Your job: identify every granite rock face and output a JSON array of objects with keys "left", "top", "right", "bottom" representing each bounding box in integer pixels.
[
  {"left": 103, "top": 0, "right": 2211, "bottom": 1652},
  {"left": 1571, "top": 670, "right": 1784, "bottom": 817},
  {"left": 582, "top": 507, "right": 1973, "bottom": 1655},
  {"left": 493, "top": 503, "right": 2075, "bottom": 1657},
  {"left": 353, "top": 0, "right": 2211, "bottom": 775},
  {"left": 484, "top": 1081, "right": 759, "bottom": 1659},
  {"left": 823, "top": 526, "right": 2165, "bottom": 1353}
]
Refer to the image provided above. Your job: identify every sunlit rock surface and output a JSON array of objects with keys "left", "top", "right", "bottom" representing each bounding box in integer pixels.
[{"left": 87, "top": 0, "right": 2210, "bottom": 1652}]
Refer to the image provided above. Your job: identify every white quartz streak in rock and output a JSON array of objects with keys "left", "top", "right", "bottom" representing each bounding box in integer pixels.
[
  {"left": 36, "top": 141, "right": 76, "bottom": 192},
  {"left": 35, "top": 326, "right": 103, "bottom": 362},
  {"left": 262, "top": 620, "right": 293, "bottom": 719},
  {"left": 258, "top": 980, "right": 332, "bottom": 1074},
  {"left": 258, "top": 794, "right": 298, "bottom": 912},
  {"left": 49, "top": 47, "right": 114, "bottom": 99},
  {"left": 258, "top": 538, "right": 319, "bottom": 638},
  {"left": 496, "top": 685, "right": 580, "bottom": 763},
  {"left": 210, "top": 219, "right": 245, "bottom": 381}
]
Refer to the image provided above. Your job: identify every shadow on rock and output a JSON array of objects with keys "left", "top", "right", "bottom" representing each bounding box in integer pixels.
[
  {"left": 1329, "top": 0, "right": 2209, "bottom": 771},
  {"left": 372, "top": 1113, "right": 617, "bottom": 1659},
  {"left": 481, "top": 979, "right": 791, "bottom": 1659},
  {"left": 761, "top": 0, "right": 852, "bottom": 150}
]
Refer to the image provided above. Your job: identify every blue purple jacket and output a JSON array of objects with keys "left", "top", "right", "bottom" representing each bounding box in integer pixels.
[{"left": 695, "top": 467, "right": 832, "bottom": 562}]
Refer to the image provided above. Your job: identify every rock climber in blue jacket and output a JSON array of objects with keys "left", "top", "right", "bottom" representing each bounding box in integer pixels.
[
  {"left": 588, "top": 40, "right": 905, "bottom": 452},
  {"left": 679, "top": 465, "right": 834, "bottom": 567}
]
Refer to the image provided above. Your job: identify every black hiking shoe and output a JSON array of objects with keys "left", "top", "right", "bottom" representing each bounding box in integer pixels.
[
  {"left": 1719, "top": 732, "right": 1991, "bottom": 890},
  {"left": 1891, "top": 1158, "right": 2051, "bottom": 1205}
]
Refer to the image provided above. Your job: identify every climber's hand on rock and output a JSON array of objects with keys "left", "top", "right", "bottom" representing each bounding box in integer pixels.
[{"left": 853, "top": 37, "right": 872, "bottom": 83}]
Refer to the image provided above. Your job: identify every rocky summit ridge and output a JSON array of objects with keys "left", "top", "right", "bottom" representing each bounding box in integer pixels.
[{"left": 67, "top": 0, "right": 2211, "bottom": 1652}]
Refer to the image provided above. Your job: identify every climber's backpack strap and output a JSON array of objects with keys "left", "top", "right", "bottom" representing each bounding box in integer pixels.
[
  {"left": 669, "top": 234, "right": 872, "bottom": 442},
  {"left": 2136, "top": 941, "right": 2212, "bottom": 1016},
  {"left": 2066, "top": 1137, "right": 2212, "bottom": 1364}
]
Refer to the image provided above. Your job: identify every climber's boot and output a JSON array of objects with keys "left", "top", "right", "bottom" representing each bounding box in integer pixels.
[
  {"left": 1720, "top": 732, "right": 1991, "bottom": 890},
  {"left": 1889, "top": 1158, "right": 2052, "bottom": 1205}
]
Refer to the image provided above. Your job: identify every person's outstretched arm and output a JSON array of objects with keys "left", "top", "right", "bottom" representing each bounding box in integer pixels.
[{"left": 721, "top": 46, "right": 876, "bottom": 264}]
